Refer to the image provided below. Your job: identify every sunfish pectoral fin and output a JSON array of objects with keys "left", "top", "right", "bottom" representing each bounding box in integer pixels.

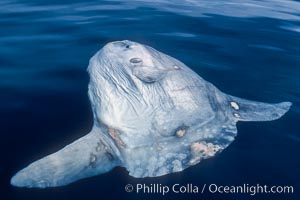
[
  {"left": 11, "top": 129, "right": 120, "bottom": 188},
  {"left": 228, "top": 95, "right": 292, "bottom": 122}
]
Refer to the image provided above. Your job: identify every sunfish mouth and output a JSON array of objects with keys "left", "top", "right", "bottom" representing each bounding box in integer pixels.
[{"left": 11, "top": 40, "right": 292, "bottom": 188}]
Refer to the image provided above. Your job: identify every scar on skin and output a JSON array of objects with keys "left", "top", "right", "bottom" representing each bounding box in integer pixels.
[
  {"left": 157, "top": 145, "right": 164, "bottom": 151},
  {"left": 191, "top": 142, "right": 221, "bottom": 156},
  {"left": 189, "top": 142, "right": 222, "bottom": 165},
  {"left": 234, "top": 113, "right": 241, "bottom": 118},
  {"left": 230, "top": 101, "right": 240, "bottom": 110},
  {"left": 89, "top": 153, "right": 97, "bottom": 168},
  {"left": 108, "top": 127, "right": 126, "bottom": 148},
  {"left": 95, "top": 139, "right": 105, "bottom": 152},
  {"left": 176, "top": 129, "right": 186, "bottom": 137},
  {"left": 173, "top": 65, "right": 180, "bottom": 70},
  {"left": 96, "top": 143, "right": 102, "bottom": 152},
  {"left": 175, "top": 126, "right": 188, "bottom": 137}
]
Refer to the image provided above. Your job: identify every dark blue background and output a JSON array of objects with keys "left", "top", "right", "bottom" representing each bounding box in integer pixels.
[{"left": 0, "top": 0, "right": 299, "bottom": 199}]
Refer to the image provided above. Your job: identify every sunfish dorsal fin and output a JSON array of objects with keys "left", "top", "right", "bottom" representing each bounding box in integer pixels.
[{"left": 227, "top": 95, "right": 292, "bottom": 122}]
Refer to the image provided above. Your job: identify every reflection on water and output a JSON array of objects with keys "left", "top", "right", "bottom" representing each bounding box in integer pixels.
[{"left": 0, "top": 0, "right": 299, "bottom": 200}]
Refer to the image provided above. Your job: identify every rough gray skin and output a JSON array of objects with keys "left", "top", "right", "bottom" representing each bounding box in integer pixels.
[{"left": 11, "top": 40, "right": 292, "bottom": 188}]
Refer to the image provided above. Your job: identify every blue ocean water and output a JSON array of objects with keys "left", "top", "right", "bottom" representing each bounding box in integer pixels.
[{"left": 0, "top": 0, "right": 299, "bottom": 199}]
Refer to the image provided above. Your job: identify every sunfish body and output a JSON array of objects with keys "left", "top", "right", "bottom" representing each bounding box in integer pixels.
[{"left": 11, "top": 40, "right": 291, "bottom": 188}]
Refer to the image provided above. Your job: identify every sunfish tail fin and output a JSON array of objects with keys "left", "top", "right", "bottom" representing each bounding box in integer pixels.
[
  {"left": 11, "top": 128, "right": 120, "bottom": 188},
  {"left": 227, "top": 95, "right": 292, "bottom": 122}
]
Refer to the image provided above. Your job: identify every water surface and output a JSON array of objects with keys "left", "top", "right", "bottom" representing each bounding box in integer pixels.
[{"left": 0, "top": 0, "right": 299, "bottom": 199}]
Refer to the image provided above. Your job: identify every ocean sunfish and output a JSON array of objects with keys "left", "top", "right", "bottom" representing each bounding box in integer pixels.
[{"left": 11, "top": 40, "right": 292, "bottom": 188}]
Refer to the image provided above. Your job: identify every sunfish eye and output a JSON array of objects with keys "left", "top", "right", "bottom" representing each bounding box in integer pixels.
[{"left": 130, "top": 57, "right": 143, "bottom": 65}]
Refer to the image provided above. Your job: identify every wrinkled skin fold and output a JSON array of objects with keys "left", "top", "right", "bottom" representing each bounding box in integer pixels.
[{"left": 11, "top": 40, "right": 292, "bottom": 188}]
